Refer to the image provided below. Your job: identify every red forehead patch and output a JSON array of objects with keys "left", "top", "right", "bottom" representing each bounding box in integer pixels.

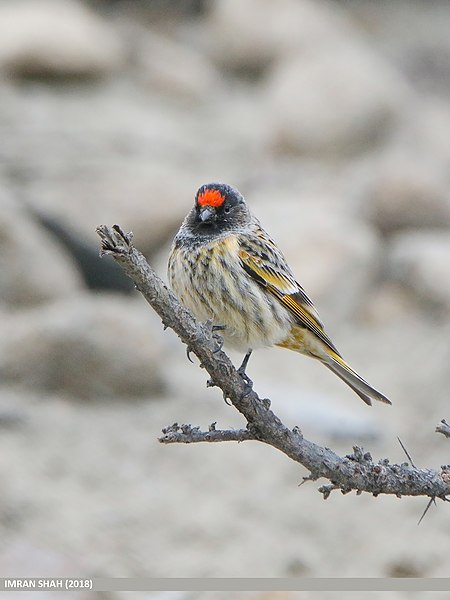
[{"left": 197, "top": 189, "right": 225, "bottom": 208}]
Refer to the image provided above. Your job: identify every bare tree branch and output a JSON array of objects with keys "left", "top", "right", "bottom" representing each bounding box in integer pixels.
[{"left": 96, "top": 224, "right": 450, "bottom": 502}]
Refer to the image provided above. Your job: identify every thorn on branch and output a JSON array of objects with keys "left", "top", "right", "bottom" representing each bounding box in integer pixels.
[
  {"left": 418, "top": 496, "right": 436, "bottom": 525},
  {"left": 397, "top": 436, "right": 417, "bottom": 469},
  {"left": 298, "top": 472, "right": 318, "bottom": 487}
]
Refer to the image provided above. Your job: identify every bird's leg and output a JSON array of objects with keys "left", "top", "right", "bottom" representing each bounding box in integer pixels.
[
  {"left": 188, "top": 323, "right": 225, "bottom": 363},
  {"left": 237, "top": 349, "right": 253, "bottom": 389},
  {"left": 211, "top": 324, "right": 225, "bottom": 353},
  {"left": 238, "top": 349, "right": 252, "bottom": 373},
  {"left": 204, "top": 322, "right": 226, "bottom": 389}
]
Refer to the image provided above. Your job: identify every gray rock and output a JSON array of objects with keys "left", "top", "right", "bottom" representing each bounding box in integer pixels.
[
  {"left": 343, "top": 0, "right": 450, "bottom": 98},
  {"left": 0, "top": 0, "right": 124, "bottom": 79},
  {"left": 264, "top": 42, "right": 407, "bottom": 155},
  {"left": 133, "top": 27, "right": 222, "bottom": 100},
  {"left": 204, "top": 0, "right": 356, "bottom": 73},
  {"left": 0, "top": 295, "right": 167, "bottom": 399},
  {"left": 387, "top": 230, "right": 450, "bottom": 309},
  {"left": 395, "top": 100, "right": 450, "bottom": 175},
  {"left": 360, "top": 281, "right": 421, "bottom": 326},
  {"left": 361, "top": 97, "right": 450, "bottom": 235},
  {"left": 0, "top": 194, "right": 84, "bottom": 306},
  {"left": 365, "top": 153, "right": 450, "bottom": 234}
]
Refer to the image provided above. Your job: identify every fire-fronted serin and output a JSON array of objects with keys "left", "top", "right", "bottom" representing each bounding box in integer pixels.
[{"left": 168, "top": 182, "right": 390, "bottom": 406}]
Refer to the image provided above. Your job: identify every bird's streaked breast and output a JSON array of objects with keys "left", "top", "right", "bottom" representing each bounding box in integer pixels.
[{"left": 168, "top": 234, "right": 293, "bottom": 350}]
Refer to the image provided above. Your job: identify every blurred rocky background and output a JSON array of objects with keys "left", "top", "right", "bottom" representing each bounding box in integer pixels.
[{"left": 0, "top": 0, "right": 450, "bottom": 589}]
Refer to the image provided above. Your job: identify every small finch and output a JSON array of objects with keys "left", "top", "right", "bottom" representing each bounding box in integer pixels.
[{"left": 168, "top": 182, "right": 390, "bottom": 406}]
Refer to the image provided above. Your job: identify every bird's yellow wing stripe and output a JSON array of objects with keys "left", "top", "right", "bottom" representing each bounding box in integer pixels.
[
  {"left": 238, "top": 249, "right": 298, "bottom": 293},
  {"left": 245, "top": 263, "right": 297, "bottom": 294},
  {"left": 239, "top": 247, "right": 340, "bottom": 355},
  {"left": 269, "top": 287, "right": 340, "bottom": 355}
]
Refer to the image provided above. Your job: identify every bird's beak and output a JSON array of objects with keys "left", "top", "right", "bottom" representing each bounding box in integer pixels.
[{"left": 199, "top": 206, "right": 216, "bottom": 224}]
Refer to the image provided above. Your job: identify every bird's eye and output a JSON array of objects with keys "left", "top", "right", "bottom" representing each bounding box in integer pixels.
[{"left": 223, "top": 205, "right": 231, "bottom": 214}]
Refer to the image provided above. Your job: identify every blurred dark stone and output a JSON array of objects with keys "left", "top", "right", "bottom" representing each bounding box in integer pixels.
[
  {"left": 33, "top": 212, "right": 134, "bottom": 293},
  {"left": 86, "top": 0, "right": 207, "bottom": 19}
]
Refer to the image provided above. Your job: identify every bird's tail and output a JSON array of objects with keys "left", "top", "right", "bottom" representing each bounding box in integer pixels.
[{"left": 324, "top": 352, "right": 391, "bottom": 406}]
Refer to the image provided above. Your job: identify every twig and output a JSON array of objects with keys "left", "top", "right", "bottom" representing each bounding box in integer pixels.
[
  {"left": 159, "top": 423, "right": 255, "bottom": 444},
  {"left": 96, "top": 224, "right": 450, "bottom": 502},
  {"left": 436, "top": 419, "right": 450, "bottom": 439}
]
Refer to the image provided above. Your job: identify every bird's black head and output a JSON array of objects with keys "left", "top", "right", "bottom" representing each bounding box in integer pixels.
[{"left": 191, "top": 182, "right": 250, "bottom": 234}]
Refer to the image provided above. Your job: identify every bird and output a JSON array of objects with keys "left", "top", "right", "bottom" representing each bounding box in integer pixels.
[{"left": 168, "top": 182, "right": 390, "bottom": 406}]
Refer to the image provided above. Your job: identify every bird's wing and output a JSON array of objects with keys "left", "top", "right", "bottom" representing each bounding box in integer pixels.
[{"left": 238, "top": 231, "right": 341, "bottom": 356}]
